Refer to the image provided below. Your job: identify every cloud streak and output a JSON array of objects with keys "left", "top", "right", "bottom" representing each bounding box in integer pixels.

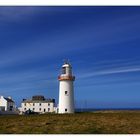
[{"left": 78, "top": 66, "right": 140, "bottom": 79}]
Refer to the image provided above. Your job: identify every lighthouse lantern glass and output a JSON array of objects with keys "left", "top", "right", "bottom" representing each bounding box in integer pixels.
[{"left": 62, "top": 67, "right": 66, "bottom": 74}]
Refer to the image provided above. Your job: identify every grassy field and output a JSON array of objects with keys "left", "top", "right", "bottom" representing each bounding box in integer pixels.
[{"left": 0, "top": 111, "right": 140, "bottom": 134}]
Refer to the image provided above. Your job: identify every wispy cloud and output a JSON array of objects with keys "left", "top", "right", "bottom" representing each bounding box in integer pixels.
[
  {"left": 0, "top": 7, "right": 42, "bottom": 22},
  {"left": 97, "top": 67, "right": 140, "bottom": 75},
  {"left": 78, "top": 66, "right": 140, "bottom": 79}
]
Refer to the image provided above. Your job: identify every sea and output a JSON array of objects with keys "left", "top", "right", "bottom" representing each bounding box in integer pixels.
[{"left": 75, "top": 108, "right": 140, "bottom": 112}]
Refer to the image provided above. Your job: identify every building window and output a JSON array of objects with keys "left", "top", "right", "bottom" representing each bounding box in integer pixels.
[
  {"left": 48, "top": 108, "right": 50, "bottom": 112},
  {"left": 33, "top": 108, "right": 35, "bottom": 111},
  {"left": 65, "top": 108, "right": 67, "bottom": 112},
  {"left": 48, "top": 103, "right": 50, "bottom": 106},
  {"left": 39, "top": 108, "right": 41, "bottom": 111},
  {"left": 44, "top": 109, "right": 46, "bottom": 112},
  {"left": 24, "top": 103, "right": 26, "bottom": 106},
  {"left": 33, "top": 103, "right": 35, "bottom": 106},
  {"left": 10, "top": 106, "right": 13, "bottom": 111},
  {"left": 39, "top": 103, "right": 41, "bottom": 106},
  {"left": 65, "top": 91, "right": 68, "bottom": 95},
  {"left": 24, "top": 108, "right": 26, "bottom": 111}
]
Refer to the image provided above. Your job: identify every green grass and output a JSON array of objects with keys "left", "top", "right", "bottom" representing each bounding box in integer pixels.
[{"left": 0, "top": 111, "right": 140, "bottom": 134}]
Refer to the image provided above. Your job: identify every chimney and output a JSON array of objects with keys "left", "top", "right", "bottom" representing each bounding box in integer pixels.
[
  {"left": 0, "top": 96, "right": 4, "bottom": 99},
  {"left": 8, "top": 96, "right": 12, "bottom": 99}
]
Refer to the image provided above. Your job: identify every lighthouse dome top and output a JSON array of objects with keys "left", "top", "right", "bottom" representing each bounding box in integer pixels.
[{"left": 62, "top": 61, "right": 72, "bottom": 68}]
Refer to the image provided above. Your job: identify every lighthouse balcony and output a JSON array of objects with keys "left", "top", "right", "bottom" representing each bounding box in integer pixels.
[{"left": 58, "top": 75, "right": 75, "bottom": 81}]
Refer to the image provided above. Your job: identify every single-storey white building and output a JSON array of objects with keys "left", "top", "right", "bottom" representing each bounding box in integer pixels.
[
  {"left": 0, "top": 96, "right": 16, "bottom": 111},
  {"left": 19, "top": 95, "right": 55, "bottom": 114}
]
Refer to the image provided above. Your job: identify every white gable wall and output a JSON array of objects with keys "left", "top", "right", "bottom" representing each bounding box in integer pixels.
[{"left": 0, "top": 96, "right": 7, "bottom": 111}]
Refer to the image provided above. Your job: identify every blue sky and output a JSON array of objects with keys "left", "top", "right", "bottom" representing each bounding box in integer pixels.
[{"left": 0, "top": 6, "right": 140, "bottom": 108}]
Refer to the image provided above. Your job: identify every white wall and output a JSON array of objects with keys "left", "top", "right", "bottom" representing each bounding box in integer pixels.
[
  {"left": 0, "top": 96, "right": 16, "bottom": 111},
  {"left": 59, "top": 80, "right": 74, "bottom": 113},
  {"left": 0, "top": 96, "right": 7, "bottom": 111},
  {"left": 21, "top": 102, "right": 55, "bottom": 113}
]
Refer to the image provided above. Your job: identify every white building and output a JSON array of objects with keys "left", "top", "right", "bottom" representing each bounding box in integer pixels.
[
  {"left": 58, "top": 61, "right": 75, "bottom": 114},
  {"left": 19, "top": 95, "right": 55, "bottom": 114},
  {"left": 0, "top": 96, "right": 16, "bottom": 111}
]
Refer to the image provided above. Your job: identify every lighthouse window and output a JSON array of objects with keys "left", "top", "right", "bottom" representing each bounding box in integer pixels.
[
  {"left": 65, "top": 108, "right": 67, "bottom": 112},
  {"left": 62, "top": 67, "right": 66, "bottom": 74},
  {"left": 65, "top": 91, "right": 68, "bottom": 95}
]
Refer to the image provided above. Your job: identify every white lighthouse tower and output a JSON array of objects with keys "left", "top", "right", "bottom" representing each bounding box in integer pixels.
[{"left": 58, "top": 61, "right": 75, "bottom": 114}]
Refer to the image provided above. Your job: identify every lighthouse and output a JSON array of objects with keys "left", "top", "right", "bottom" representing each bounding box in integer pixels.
[{"left": 58, "top": 61, "right": 75, "bottom": 113}]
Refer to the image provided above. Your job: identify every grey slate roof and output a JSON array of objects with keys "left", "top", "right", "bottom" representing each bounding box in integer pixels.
[
  {"left": 4, "top": 98, "right": 14, "bottom": 103},
  {"left": 22, "top": 99, "right": 55, "bottom": 103}
]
